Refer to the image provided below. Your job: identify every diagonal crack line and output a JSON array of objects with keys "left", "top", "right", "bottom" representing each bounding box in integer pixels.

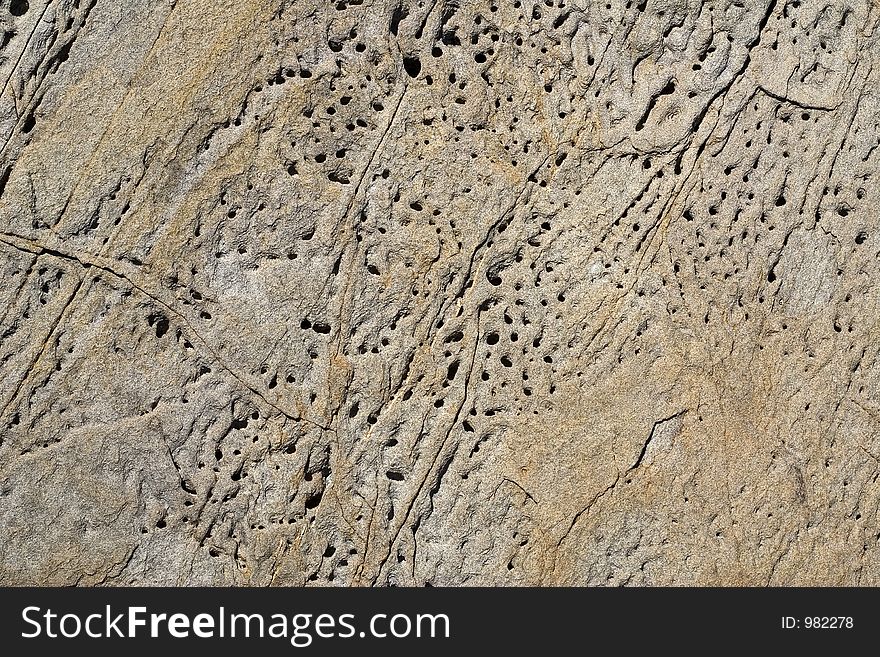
[
  {"left": 0, "top": 275, "right": 83, "bottom": 421},
  {"left": 369, "top": 306, "right": 482, "bottom": 585},
  {"left": 424, "top": 152, "right": 552, "bottom": 347},
  {"left": 0, "top": 0, "right": 56, "bottom": 113},
  {"left": 330, "top": 84, "right": 408, "bottom": 361},
  {"left": 555, "top": 472, "right": 621, "bottom": 551},
  {"left": 680, "top": 0, "right": 779, "bottom": 168},
  {"left": 0, "top": 232, "right": 332, "bottom": 433},
  {"left": 627, "top": 410, "right": 688, "bottom": 474},
  {"left": 344, "top": 84, "right": 408, "bottom": 222}
]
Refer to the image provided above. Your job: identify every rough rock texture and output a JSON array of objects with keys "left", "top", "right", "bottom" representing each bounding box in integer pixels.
[{"left": 0, "top": 0, "right": 879, "bottom": 586}]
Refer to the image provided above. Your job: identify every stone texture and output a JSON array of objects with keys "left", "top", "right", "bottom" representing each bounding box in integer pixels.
[{"left": 0, "top": 0, "right": 879, "bottom": 586}]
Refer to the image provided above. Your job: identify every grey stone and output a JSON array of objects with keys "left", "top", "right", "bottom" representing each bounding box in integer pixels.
[{"left": 0, "top": 0, "right": 878, "bottom": 585}]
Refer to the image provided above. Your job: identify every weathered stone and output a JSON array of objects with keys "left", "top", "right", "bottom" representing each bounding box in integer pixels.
[{"left": 0, "top": 0, "right": 878, "bottom": 585}]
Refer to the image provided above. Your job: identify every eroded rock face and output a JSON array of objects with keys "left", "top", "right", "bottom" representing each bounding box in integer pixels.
[{"left": 0, "top": 0, "right": 878, "bottom": 586}]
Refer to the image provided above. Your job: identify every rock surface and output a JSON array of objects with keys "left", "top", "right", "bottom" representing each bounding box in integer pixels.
[{"left": 1, "top": 0, "right": 879, "bottom": 585}]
